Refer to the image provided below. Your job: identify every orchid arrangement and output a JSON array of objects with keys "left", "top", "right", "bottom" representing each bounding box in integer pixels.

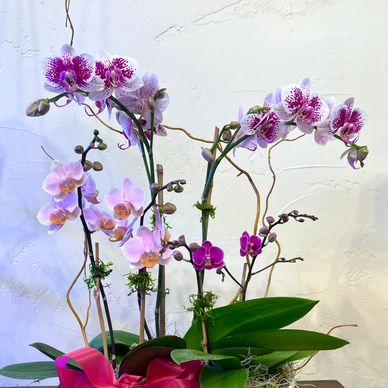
[{"left": 0, "top": 43, "right": 368, "bottom": 388}]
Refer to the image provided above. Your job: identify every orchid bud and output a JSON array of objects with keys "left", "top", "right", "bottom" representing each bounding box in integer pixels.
[
  {"left": 178, "top": 235, "right": 186, "bottom": 245},
  {"left": 147, "top": 98, "right": 156, "bottom": 111},
  {"left": 162, "top": 202, "right": 177, "bottom": 215},
  {"left": 222, "top": 129, "right": 232, "bottom": 141},
  {"left": 229, "top": 121, "right": 241, "bottom": 130},
  {"left": 268, "top": 232, "right": 277, "bottom": 242},
  {"left": 98, "top": 143, "right": 107, "bottom": 151},
  {"left": 259, "top": 226, "right": 269, "bottom": 235},
  {"left": 266, "top": 216, "right": 275, "bottom": 224},
  {"left": 92, "top": 161, "right": 103, "bottom": 171},
  {"left": 174, "top": 184, "right": 183, "bottom": 193},
  {"left": 166, "top": 183, "right": 173, "bottom": 192},
  {"left": 26, "top": 99, "right": 50, "bottom": 117},
  {"left": 74, "top": 145, "right": 84, "bottom": 154},
  {"left": 173, "top": 251, "right": 183, "bottom": 261},
  {"left": 150, "top": 183, "right": 161, "bottom": 193},
  {"left": 201, "top": 148, "right": 215, "bottom": 163},
  {"left": 83, "top": 160, "right": 93, "bottom": 171},
  {"left": 179, "top": 179, "right": 186, "bottom": 185},
  {"left": 279, "top": 213, "right": 289, "bottom": 222},
  {"left": 154, "top": 88, "right": 167, "bottom": 100},
  {"left": 189, "top": 242, "right": 200, "bottom": 252}
]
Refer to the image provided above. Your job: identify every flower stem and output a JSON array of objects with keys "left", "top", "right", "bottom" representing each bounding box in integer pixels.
[
  {"left": 154, "top": 164, "right": 166, "bottom": 337},
  {"left": 77, "top": 142, "right": 117, "bottom": 369}
]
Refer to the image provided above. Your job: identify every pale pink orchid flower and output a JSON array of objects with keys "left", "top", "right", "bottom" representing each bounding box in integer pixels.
[
  {"left": 121, "top": 226, "right": 170, "bottom": 269},
  {"left": 42, "top": 161, "right": 86, "bottom": 201},
  {"left": 37, "top": 192, "right": 80, "bottom": 234},
  {"left": 105, "top": 179, "right": 145, "bottom": 220}
]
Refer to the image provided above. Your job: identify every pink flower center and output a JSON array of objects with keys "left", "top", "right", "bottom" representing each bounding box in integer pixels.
[
  {"left": 59, "top": 178, "right": 77, "bottom": 196},
  {"left": 114, "top": 203, "right": 131, "bottom": 220},
  {"left": 100, "top": 216, "right": 115, "bottom": 231},
  {"left": 59, "top": 70, "right": 77, "bottom": 92},
  {"left": 105, "top": 68, "right": 123, "bottom": 88},
  {"left": 140, "top": 250, "right": 160, "bottom": 268},
  {"left": 297, "top": 105, "right": 315, "bottom": 122},
  {"left": 111, "top": 226, "right": 127, "bottom": 242},
  {"left": 49, "top": 209, "right": 67, "bottom": 225},
  {"left": 204, "top": 256, "right": 213, "bottom": 269}
]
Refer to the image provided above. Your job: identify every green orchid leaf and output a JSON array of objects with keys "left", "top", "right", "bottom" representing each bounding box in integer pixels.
[
  {"left": 138, "top": 335, "right": 186, "bottom": 350},
  {"left": 30, "top": 342, "right": 82, "bottom": 371},
  {"left": 171, "top": 349, "right": 238, "bottom": 364},
  {"left": 89, "top": 330, "right": 139, "bottom": 351},
  {"left": 0, "top": 361, "right": 58, "bottom": 380},
  {"left": 252, "top": 350, "right": 316, "bottom": 369},
  {"left": 211, "top": 329, "right": 349, "bottom": 351},
  {"left": 30, "top": 342, "right": 64, "bottom": 360},
  {"left": 250, "top": 351, "right": 298, "bottom": 368},
  {"left": 184, "top": 297, "right": 318, "bottom": 349},
  {"left": 211, "top": 347, "right": 270, "bottom": 357},
  {"left": 200, "top": 366, "right": 248, "bottom": 388}
]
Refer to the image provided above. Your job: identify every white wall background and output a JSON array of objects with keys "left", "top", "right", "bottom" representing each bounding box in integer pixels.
[{"left": 0, "top": 0, "right": 387, "bottom": 386}]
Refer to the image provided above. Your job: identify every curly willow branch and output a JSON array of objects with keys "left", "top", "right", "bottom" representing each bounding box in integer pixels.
[
  {"left": 164, "top": 124, "right": 213, "bottom": 144},
  {"left": 82, "top": 103, "right": 123, "bottom": 134},
  {"left": 64, "top": 0, "right": 75, "bottom": 46},
  {"left": 261, "top": 134, "right": 306, "bottom": 226},
  {"left": 66, "top": 240, "right": 90, "bottom": 346},
  {"left": 275, "top": 324, "right": 358, "bottom": 384}
]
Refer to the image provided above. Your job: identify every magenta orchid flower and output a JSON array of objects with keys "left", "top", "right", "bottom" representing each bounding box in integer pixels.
[
  {"left": 42, "top": 161, "right": 86, "bottom": 200},
  {"left": 330, "top": 98, "right": 365, "bottom": 143},
  {"left": 43, "top": 44, "right": 103, "bottom": 94},
  {"left": 240, "top": 231, "right": 262, "bottom": 257},
  {"left": 273, "top": 78, "right": 329, "bottom": 134},
  {"left": 37, "top": 192, "right": 80, "bottom": 234},
  {"left": 121, "top": 226, "right": 170, "bottom": 269},
  {"left": 88, "top": 52, "right": 142, "bottom": 101},
  {"left": 116, "top": 111, "right": 140, "bottom": 150},
  {"left": 81, "top": 174, "right": 100, "bottom": 204},
  {"left": 192, "top": 241, "right": 224, "bottom": 270},
  {"left": 119, "top": 72, "right": 169, "bottom": 133},
  {"left": 105, "top": 178, "right": 145, "bottom": 219}
]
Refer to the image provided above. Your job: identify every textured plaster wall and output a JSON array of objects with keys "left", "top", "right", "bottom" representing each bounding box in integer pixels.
[{"left": 0, "top": 0, "right": 387, "bottom": 386}]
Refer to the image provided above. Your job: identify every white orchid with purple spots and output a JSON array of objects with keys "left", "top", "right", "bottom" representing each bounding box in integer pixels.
[
  {"left": 88, "top": 52, "right": 142, "bottom": 101},
  {"left": 116, "top": 111, "right": 140, "bottom": 150},
  {"left": 330, "top": 98, "right": 365, "bottom": 143},
  {"left": 119, "top": 72, "right": 169, "bottom": 134},
  {"left": 273, "top": 78, "right": 330, "bottom": 134},
  {"left": 240, "top": 109, "right": 281, "bottom": 148},
  {"left": 43, "top": 45, "right": 103, "bottom": 95},
  {"left": 37, "top": 192, "right": 80, "bottom": 234}
]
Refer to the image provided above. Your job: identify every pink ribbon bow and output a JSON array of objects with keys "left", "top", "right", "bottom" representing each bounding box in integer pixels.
[{"left": 55, "top": 347, "right": 202, "bottom": 388}]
